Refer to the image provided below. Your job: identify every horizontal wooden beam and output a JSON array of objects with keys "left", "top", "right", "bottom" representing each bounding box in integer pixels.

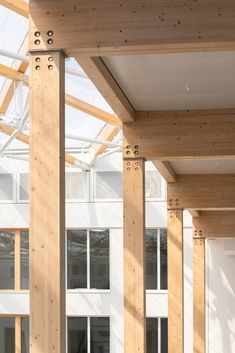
[
  {"left": 193, "top": 211, "right": 235, "bottom": 238},
  {"left": 77, "top": 57, "right": 135, "bottom": 122},
  {"left": 167, "top": 174, "right": 235, "bottom": 210},
  {"left": 123, "top": 110, "right": 235, "bottom": 160},
  {"left": 152, "top": 160, "right": 176, "bottom": 183},
  {"left": 29, "top": 0, "right": 235, "bottom": 55},
  {"left": 0, "top": 0, "right": 28, "bottom": 17}
]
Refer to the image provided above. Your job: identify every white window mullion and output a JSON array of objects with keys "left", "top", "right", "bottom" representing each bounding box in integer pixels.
[
  {"left": 88, "top": 317, "right": 91, "bottom": 353},
  {"left": 87, "top": 230, "right": 90, "bottom": 290},
  {"left": 157, "top": 229, "right": 161, "bottom": 290},
  {"left": 158, "top": 318, "right": 161, "bottom": 353}
]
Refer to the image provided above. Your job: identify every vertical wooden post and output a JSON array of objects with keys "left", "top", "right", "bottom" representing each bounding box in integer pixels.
[
  {"left": 123, "top": 158, "right": 146, "bottom": 353},
  {"left": 15, "top": 316, "right": 21, "bottom": 353},
  {"left": 15, "top": 230, "right": 21, "bottom": 290},
  {"left": 29, "top": 51, "right": 65, "bottom": 353},
  {"left": 168, "top": 209, "right": 184, "bottom": 353},
  {"left": 193, "top": 230, "right": 205, "bottom": 353}
]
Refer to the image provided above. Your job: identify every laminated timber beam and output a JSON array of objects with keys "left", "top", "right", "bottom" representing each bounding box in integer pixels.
[
  {"left": 29, "top": 51, "right": 66, "bottom": 353},
  {"left": 168, "top": 209, "right": 184, "bottom": 353},
  {"left": 123, "top": 110, "right": 235, "bottom": 160},
  {"left": 167, "top": 174, "right": 235, "bottom": 210},
  {"left": 193, "top": 211, "right": 235, "bottom": 238},
  {"left": 29, "top": 0, "right": 235, "bottom": 55},
  {"left": 0, "top": 0, "right": 28, "bottom": 18},
  {"left": 123, "top": 158, "right": 146, "bottom": 353},
  {"left": 76, "top": 57, "right": 135, "bottom": 122}
]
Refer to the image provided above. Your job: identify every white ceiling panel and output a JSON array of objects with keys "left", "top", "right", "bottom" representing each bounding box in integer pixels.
[{"left": 104, "top": 52, "right": 235, "bottom": 110}]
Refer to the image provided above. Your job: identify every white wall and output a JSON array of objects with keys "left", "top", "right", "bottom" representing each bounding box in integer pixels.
[{"left": 207, "top": 238, "right": 235, "bottom": 353}]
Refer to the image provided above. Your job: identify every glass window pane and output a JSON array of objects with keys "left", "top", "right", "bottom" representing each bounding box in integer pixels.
[
  {"left": 160, "top": 229, "right": 167, "bottom": 290},
  {"left": 146, "top": 230, "right": 158, "bottom": 290},
  {"left": 94, "top": 172, "right": 122, "bottom": 200},
  {"left": 145, "top": 171, "right": 162, "bottom": 199},
  {"left": 90, "top": 230, "right": 109, "bottom": 290},
  {"left": 19, "top": 173, "right": 29, "bottom": 201},
  {"left": 66, "top": 172, "right": 87, "bottom": 200},
  {"left": 68, "top": 317, "right": 87, "bottom": 353},
  {"left": 0, "top": 317, "right": 15, "bottom": 353},
  {"left": 21, "top": 317, "right": 29, "bottom": 353},
  {"left": 161, "top": 319, "right": 168, "bottom": 353},
  {"left": 147, "top": 318, "right": 158, "bottom": 353},
  {"left": 0, "top": 232, "right": 15, "bottom": 289},
  {"left": 0, "top": 174, "right": 13, "bottom": 200},
  {"left": 67, "top": 230, "right": 87, "bottom": 289},
  {"left": 21, "top": 232, "right": 29, "bottom": 290},
  {"left": 90, "top": 317, "right": 110, "bottom": 353}
]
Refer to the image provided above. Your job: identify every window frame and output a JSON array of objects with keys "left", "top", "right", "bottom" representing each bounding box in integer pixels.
[
  {"left": 146, "top": 228, "right": 168, "bottom": 294},
  {"left": 0, "top": 229, "right": 29, "bottom": 292},
  {"left": 67, "top": 316, "right": 110, "bottom": 353},
  {"left": 0, "top": 315, "right": 29, "bottom": 353},
  {"left": 0, "top": 172, "right": 17, "bottom": 204},
  {"left": 66, "top": 228, "right": 111, "bottom": 293},
  {"left": 90, "top": 170, "right": 123, "bottom": 203},
  {"left": 65, "top": 170, "right": 90, "bottom": 203},
  {"left": 16, "top": 171, "right": 90, "bottom": 203},
  {"left": 146, "top": 317, "right": 168, "bottom": 353},
  {"left": 145, "top": 170, "right": 167, "bottom": 202}
]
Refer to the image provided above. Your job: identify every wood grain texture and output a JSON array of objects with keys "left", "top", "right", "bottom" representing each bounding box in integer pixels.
[
  {"left": 77, "top": 57, "right": 135, "bottom": 122},
  {"left": 168, "top": 209, "right": 184, "bottom": 353},
  {"left": 152, "top": 160, "right": 176, "bottom": 182},
  {"left": 167, "top": 174, "right": 235, "bottom": 210},
  {"left": 0, "top": 0, "right": 28, "bottom": 17},
  {"left": 29, "top": 0, "right": 235, "bottom": 55},
  {"left": 193, "top": 211, "right": 235, "bottom": 238},
  {"left": 29, "top": 51, "right": 65, "bottom": 353},
  {"left": 124, "top": 158, "right": 146, "bottom": 353},
  {"left": 123, "top": 110, "right": 235, "bottom": 159},
  {"left": 193, "top": 236, "right": 205, "bottom": 353}
]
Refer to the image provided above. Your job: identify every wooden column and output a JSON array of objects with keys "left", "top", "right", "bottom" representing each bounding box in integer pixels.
[
  {"left": 29, "top": 51, "right": 65, "bottom": 353},
  {"left": 123, "top": 158, "right": 146, "bottom": 353},
  {"left": 193, "top": 230, "right": 206, "bottom": 353},
  {"left": 168, "top": 209, "right": 184, "bottom": 353}
]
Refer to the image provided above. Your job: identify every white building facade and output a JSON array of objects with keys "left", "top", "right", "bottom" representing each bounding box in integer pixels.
[{"left": 0, "top": 152, "right": 234, "bottom": 353}]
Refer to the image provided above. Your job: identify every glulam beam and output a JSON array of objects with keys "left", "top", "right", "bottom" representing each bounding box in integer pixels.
[
  {"left": 76, "top": 57, "right": 135, "bottom": 122},
  {"left": 29, "top": 51, "right": 66, "bottom": 353},
  {"left": 123, "top": 110, "right": 235, "bottom": 160},
  {"left": 0, "top": 0, "right": 28, "bottom": 18},
  {"left": 193, "top": 211, "right": 235, "bottom": 238},
  {"left": 29, "top": 0, "right": 235, "bottom": 55},
  {"left": 167, "top": 174, "right": 235, "bottom": 210},
  {"left": 152, "top": 160, "right": 177, "bottom": 182},
  {"left": 123, "top": 158, "right": 146, "bottom": 353}
]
